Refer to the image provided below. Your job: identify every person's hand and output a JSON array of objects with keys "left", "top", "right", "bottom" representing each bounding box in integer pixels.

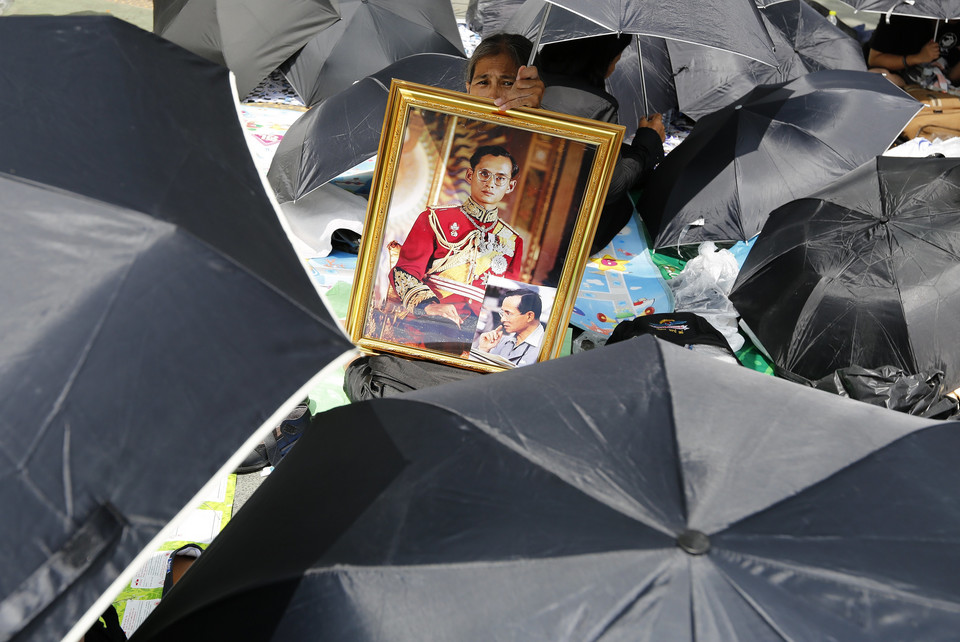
[
  {"left": 916, "top": 40, "right": 941, "bottom": 65},
  {"left": 638, "top": 113, "right": 666, "bottom": 143},
  {"left": 423, "top": 302, "right": 462, "bottom": 327},
  {"left": 494, "top": 65, "right": 544, "bottom": 112},
  {"left": 476, "top": 325, "right": 504, "bottom": 352}
]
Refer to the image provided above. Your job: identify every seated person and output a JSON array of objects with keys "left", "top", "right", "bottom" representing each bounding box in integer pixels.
[
  {"left": 538, "top": 34, "right": 666, "bottom": 253},
  {"left": 867, "top": 15, "right": 960, "bottom": 89},
  {"left": 475, "top": 289, "right": 544, "bottom": 367}
]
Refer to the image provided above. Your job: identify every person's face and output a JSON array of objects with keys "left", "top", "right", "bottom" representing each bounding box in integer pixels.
[
  {"left": 467, "top": 52, "right": 520, "bottom": 101},
  {"left": 500, "top": 295, "right": 535, "bottom": 333},
  {"left": 466, "top": 154, "right": 516, "bottom": 206}
]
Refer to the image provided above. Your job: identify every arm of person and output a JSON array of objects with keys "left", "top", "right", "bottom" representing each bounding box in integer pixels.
[
  {"left": 868, "top": 40, "right": 941, "bottom": 70},
  {"left": 476, "top": 325, "right": 504, "bottom": 352},
  {"left": 494, "top": 65, "right": 544, "bottom": 111},
  {"left": 607, "top": 117, "right": 666, "bottom": 199},
  {"left": 589, "top": 117, "right": 667, "bottom": 255},
  {"left": 391, "top": 209, "right": 461, "bottom": 325},
  {"left": 419, "top": 301, "right": 463, "bottom": 327}
]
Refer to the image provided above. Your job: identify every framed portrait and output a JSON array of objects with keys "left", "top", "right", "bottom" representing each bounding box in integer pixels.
[{"left": 345, "top": 80, "right": 624, "bottom": 373}]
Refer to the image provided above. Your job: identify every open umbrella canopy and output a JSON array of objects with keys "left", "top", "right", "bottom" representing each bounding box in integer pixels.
[
  {"left": 601, "top": 0, "right": 867, "bottom": 134},
  {"left": 268, "top": 53, "right": 468, "bottom": 204},
  {"left": 533, "top": 0, "right": 778, "bottom": 65},
  {"left": 665, "top": 0, "right": 869, "bottom": 121},
  {"left": 465, "top": 0, "right": 526, "bottom": 37},
  {"left": 503, "top": 0, "right": 776, "bottom": 134},
  {"left": 639, "top": 70, "right": 923, "bottom": 249},
  {"left": 605, "top": 36, "right": 679, "bottom": 134},
  {"left": 0, "top": 16, "right": 354, "bottom": 641},
  {"left": 153, "top": 0, "right": 340, "bottom": 99},
  {"left": 506, "top": 0, "right": 777, "bottom": 66},
  {"left": 730, "top": 155, "right": 960, "bottom": 391},
  {"left": 839, "top": 0, "right": 960, "bottom": 19},
  {"left": 279, "top": 0, "right": 465, "bottom": 107},
  {"left": 129, "top": 336, "right": 960, "bottom": 640}
]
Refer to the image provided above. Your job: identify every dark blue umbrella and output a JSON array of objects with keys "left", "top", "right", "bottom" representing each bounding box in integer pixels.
[
  {"left": 731, "top": 155, "right": 960, "bottom": 391},
  {"left": 268, "top": 53, "right": 468, "bottom": 204},
  {"left": 130, "top": 337, "right": 960, "bottom": 640},
  {"left": 0, "top": 16, "right": 354, "bottom": 640},
  {"left": 639, "top": 70, "right": 923, "bottom": 248}
]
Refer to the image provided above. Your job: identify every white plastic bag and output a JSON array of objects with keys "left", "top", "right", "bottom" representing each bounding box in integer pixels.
[{"left": 667, "top": 242, "right": 745, "bottom": 351}]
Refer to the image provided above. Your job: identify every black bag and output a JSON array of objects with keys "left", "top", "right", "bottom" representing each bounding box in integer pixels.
[
  {"left": 344, "top": 354, "right": 481, "bottom": 402},
  {"left": 777, "top": 364, "right": 960, "bottom": 420}
]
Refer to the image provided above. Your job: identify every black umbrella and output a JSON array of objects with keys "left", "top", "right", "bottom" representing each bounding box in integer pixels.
[
  {"left": 665, "top": 0, "right": 869, "bottom": 121},
  {"left": 279, "top": 0, "right": 465, "bottom": 107},
  {"left": 839, "top": 0, "right": 960, "bottom": 19},
  {"left": 730, "top": 155, "right": 960, "bottom": 391},
  {"left": 605, "top": 36, "right": 679, "bottom": 134},
  {"left": 465, "top": 0, "right": 526, "bottom": 37},
  {"left": 602, "top": 0, "right": 867, "bottom": 135},
  {"left": 505, "top": 0, "right": 777, "bottom": 125},
  {"left": 153, "top": 0, "right": 340, "bottom": 99},
  {"left": 639, "top": 70, "right": 922, "bottom": 249},
  {"left": 516, "top": 0, "right": 778, "bottom": 66},
  {"left": 129, "top": 336, "right": 960, "bottom": 640},
  {"left": 0, "top": 16, "right": 354, "bottom": 641},
  {"left": 268, "top": 53, "right": 468, "bottom": 204}
]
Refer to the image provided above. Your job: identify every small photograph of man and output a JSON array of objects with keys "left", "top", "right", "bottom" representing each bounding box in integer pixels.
[{"left": 470, "top": 277, "right": 555, "bottom": 368}]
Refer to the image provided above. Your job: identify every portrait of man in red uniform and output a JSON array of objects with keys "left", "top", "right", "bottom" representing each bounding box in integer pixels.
[{"left": 387, "top": 144, "right": 525, "bottom": 355}]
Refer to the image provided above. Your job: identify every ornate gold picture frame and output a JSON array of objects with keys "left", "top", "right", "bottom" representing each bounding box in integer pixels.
[{"left": 346, "top": 80, "right": 624, "bottom": 373}]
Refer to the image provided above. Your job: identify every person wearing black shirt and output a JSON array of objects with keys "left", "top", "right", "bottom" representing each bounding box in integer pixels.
[
  {"left": 539, "top": 34, "right": 666, "bottom": 254},
  {"left": 868, "top": 15, "right": 960, "bottom": 87}
]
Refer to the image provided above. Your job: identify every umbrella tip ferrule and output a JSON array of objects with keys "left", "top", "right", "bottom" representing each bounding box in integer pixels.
[{"left": 676, "top": 529, "right": 711, "bottom": 555}]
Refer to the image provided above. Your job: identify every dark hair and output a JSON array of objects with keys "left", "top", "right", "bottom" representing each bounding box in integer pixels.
[
  {"left": 466, "top": 33, "right": 537, "bottom": 85},
  {"left": 470, "top": 145, "right": 519, "bottom": 178},
  {"left": 539, "top": 33, "right": 632, "bottom": 87},
  {"left": 504, "top": 289, "right": 542, "bottom": 319}
]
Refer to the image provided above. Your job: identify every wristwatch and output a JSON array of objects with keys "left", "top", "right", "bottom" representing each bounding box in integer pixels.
[{"left": 903, "top": 55, "right": 909, "bottom": 69}]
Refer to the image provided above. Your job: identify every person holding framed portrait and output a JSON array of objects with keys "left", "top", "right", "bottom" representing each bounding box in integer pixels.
[
  {"left": 387, "top": 145, "right": 525, "bottom": 355},
  {"left": 348, "top": 70, "right": 624, "bottom": 373}
]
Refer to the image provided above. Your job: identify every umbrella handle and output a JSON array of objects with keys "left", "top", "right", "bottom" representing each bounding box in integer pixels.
[{"left": 529, "top": 3, "right": 551, "bottom": 67}]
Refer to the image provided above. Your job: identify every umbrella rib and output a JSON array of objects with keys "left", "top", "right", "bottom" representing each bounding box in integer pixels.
[
  {"left": 700, "top": 559, "right": 795, "bottom": 641},
  {"left": 172, "top": 212, "right": 346, "bottom": 336},
  {"left": 781, "top": 120, "right": 854, "bottom": 168},
  {"left": 541, "top": 2, "right": 777, "bottom": 65},
  {"left": 876, "top": 171, "right": 914, "bottom": 368},
  {"left": 787, "top": 294, "right": 907, "bottom": 370},
  {"left": 581, "top": 555, "right": 680, "bottom": 642},
  {"left": 300, "top": 549, "right": 676, "bottom": 575},
  {"left": 19, "top": 249, "right": 136, "bottom": 487},
  {"left": 716, "top": 546, "right": 960, "bottom": 614},
  {"left": 732, "top": 152, "right": 748, "bottom": 242},
  {"left": 424, "top": 397, "right": 679, "bottom": 537},
  {"left": 543, "top": 1, "right": 617, "bottom": 31},
  {"left": 14, "top": 239, "right": 142, "bottom": 527},
  {"left": 647, "top": 34, "right": 780, "bottom": 66},
  {"left": 660, "top": 350, "right": 691, "bottom": 527},
  {"left": 889, "top": 220, "right": 960, "bottom": 262}
]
